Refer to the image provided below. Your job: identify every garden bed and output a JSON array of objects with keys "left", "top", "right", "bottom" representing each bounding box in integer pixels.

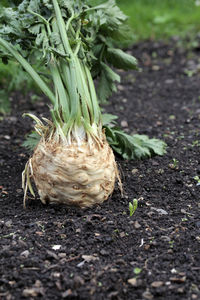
[{"left": 0, "top": 40, "right": 200, "bottom": 300}]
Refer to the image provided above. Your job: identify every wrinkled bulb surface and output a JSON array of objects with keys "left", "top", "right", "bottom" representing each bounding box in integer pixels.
[{"left": 31, "top": 136, "right": 118, "bottom": 208}]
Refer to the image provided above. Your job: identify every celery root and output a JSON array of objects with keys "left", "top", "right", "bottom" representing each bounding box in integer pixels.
[{"left": 30, "top": 134, "right": 118, "bottom": 208}]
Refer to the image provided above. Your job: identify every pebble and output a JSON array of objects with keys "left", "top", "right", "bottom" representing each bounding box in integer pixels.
[
  {"left": 170, "top": 276, "right": 186, "bottom": 283},
  {"left": 62, "top": 289, "right": 72, "bottom": 297},
  {"left": 58, "top": 253, "right": 66, "bottom": 258},
  {"left": 120, "top": 232, "right": 126, "bottom": 238},
  {"left": 151, "top": 207, "right": 168, "bottom": 215},
  {"left": 134, "top": 221, "right": 141, "bottom": 229},
  {"left": 152, "top": 65, "right": 160, "bottom": 71},
  {"left": 142, "top": 290, "right": 153, "bottom": 300},
  {"left": 151, "top": 281, "right": 164, "bottom": 288},
  {"left": 74, "top": 275, "right": 84, "bottom": 287},
  {"left": 121, "top": 120, "right": 128, "bottom": 128},
  {"left": 131, "top": 168, "right": 139, "bottom": 174},
  {"left": 100, "top": 249, "right": 109, "bottom": 256},
  {"left": 82, "top": 255, "right": 99, "bottom": 261},
  {"left": 7, "top": 116, "right": 17, "bottom": 123},
  {"left": 5, "top": 220, "right": 12, "bottom": 227},
  {"left": 4, "top": 135, "right": 10, "bottom": 140},
  {"left": 18, "top": 240, "right": 28, "bottom": 248},
  {"left": 20, "top": 250, "right": 30, "bottom": 258},
  {"left": 165, "top": 79, "right": 174, "bottom": 84},
  {"left": 127, "top": 278, "right": 137, "bottom": 286},
  {"left": 118, "top": 84, "right": 125, "bottom": 91}
]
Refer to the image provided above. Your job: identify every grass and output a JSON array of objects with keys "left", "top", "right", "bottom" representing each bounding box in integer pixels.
[{"left": 117, "top": 0, "right": 200, "bottom": 41}]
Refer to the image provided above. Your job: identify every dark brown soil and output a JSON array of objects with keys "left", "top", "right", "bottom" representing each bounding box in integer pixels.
[{"left": 1, "top": 40, "right": 200, "bottom": 300}]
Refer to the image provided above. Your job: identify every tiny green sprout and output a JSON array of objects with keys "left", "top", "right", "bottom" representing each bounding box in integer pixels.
[
  {"left": 192, "top": 140, "right": 200, "bottom": 147},
  {"left": 172, "top": 158, "right": 178, "bottom": 168},
  {"left": 169, "top": 115, "right": 175, "bottom": 120},
  {"left": 182, "top": 218, "right": 188, "bottom": 222},
  {"left": 134, "top": 267, "right": 142, "bottom": 275},
  {"left": 184, "top": 69, "right": 196, "bottom": 77},
  {"left": 169, "top": 158, "right": 179, "bottom": 170},
  {"left": 169, "top": 240, "right": 174, "bottom": 248},
  {"left": 194, "top": 176, "right": 200, "bottom": 185},
  {"left": 129, "top": 198, "right": 138, "bottom": 216},
  {"left": 98, "top": 282, "right": 102, "bottom": 287}
]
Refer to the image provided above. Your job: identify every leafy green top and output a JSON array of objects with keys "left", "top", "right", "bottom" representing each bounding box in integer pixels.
[{"left": 0, "top": 0, "right": 137, "bottom": 103}]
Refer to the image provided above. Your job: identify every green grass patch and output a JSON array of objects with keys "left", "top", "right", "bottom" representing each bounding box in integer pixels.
[{"left": 117, "top": 0, "right": 200, "bottom": 41}]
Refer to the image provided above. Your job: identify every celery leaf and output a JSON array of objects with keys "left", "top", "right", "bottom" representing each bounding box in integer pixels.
[
  {"left": 22, "top": 131, "right": 40, "bottom": 151},
  {"left": 104, "top": 125, "right": 167, "bottom": 160}
]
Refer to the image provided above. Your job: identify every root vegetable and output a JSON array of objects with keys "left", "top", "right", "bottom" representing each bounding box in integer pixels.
[{"left": 29, "top": 134, "right": 118, "bottom": 207}]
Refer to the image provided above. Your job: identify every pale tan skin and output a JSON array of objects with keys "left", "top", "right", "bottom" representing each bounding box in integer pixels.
[{"left": 29, "top": 135, "right": 119, "bottom": 208}]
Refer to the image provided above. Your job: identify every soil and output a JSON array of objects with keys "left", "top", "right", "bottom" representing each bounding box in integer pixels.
[{"left": 1, "top": 39, "right": 200, "bottom": 300}]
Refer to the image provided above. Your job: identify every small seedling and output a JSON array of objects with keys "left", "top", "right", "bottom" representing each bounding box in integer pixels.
[
  {"left": 134, "top": 267, "right": 142, "bottom": 275},
  {"left": 182, "top": 218, "right": 188, "bottom": 222},
  {"left": 168, "top": 158, "right": 179, "bottom": 170},
  {"left": 194, "top": 176, "right": 200, "bottom": 186},
  {"left": 129, "top": 198, "right": 138, "bottom": 216},
  {"left": 169, "top": 240, "right": 174, "bottom": 249},
  {"left": 192, "top": 140, "right": 200, "bottom": 147}
]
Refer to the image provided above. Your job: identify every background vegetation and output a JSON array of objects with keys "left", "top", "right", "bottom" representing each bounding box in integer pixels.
[
  {"left": 117, "top": 0, "right": 200, "bottom": 41},
  {"left": 1, "top": 0, "right": 200, "bottom": 116}
]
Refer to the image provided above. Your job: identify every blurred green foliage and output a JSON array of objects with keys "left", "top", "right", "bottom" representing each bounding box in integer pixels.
[
  {"left": 117, "top": 0, "right": 200, "bottom": 41},
  {"left": 0, "top": 1, "right": 40, "bottom": 116},
  {"left": 1, "top": 0, "right": 200, "bottom": 117}
]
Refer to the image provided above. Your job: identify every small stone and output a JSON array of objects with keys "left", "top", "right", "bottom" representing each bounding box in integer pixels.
[
  {"left": 120, "top": 232, "right": 126, "bottom": 238},
  {"left": 82, "top": 255, "right": 99, "bottom": 262},
  {"left": 58, "top": 253, "right": 66, "bottom": 258},
  {"left": 151, "top": 281, "right": 164, "bottom": 288},
  {"left": 52, "top": 272, "right": 60, "bottom": 278},
  {"left": 35, "top": 231, "right": 43, "bottom": 236},
  {"left": 46, "top": 250, "right": 59, "bottom": 260},
  {"left": 121, "top": 120, "right": 128, "bottom": 128},
  {"left": 131, "top": 168, "right": 139, "bottom": 174},
  {"left": 177, "top": 287, "right": 184, "bottom": 293},
  {"left": 160, "top": 235, "right": 171, "bottom": 242},
  {"left": 4, "top": 135, "right": 10, "bottom": 140},
  {"left": 118, "top": 84, "right": 125, "bottom": 91},
  {"left": 142, "top": 290, "right": 153, "bottom": 300},
  {"left": 144, "top": 244, "right": 150, "bottom": 250},
  {"left": 165, "top": 79, "right": 174, "bottom": 84},
  {"left": 34, "top": 280, "right": 42, "bottom": 288},
  {"left": 100, "top": 249, "right": 109, "bottom": 256},
  {"left": 8, "top": 116, "right": 17, "bottom": 123},
  {"left": 152, "top": 65, "right": 160, "bottom": 71},
  {"left": 5, "top": 220, "right": 12, "bottom": 227},
  {"left": 62, "top": 289, "right": 72, "bottom": 298},
  {"left": 127, "top": 278, "right": 137, "bottom": 286},
  {"left": 170, "top": 276, "right": 186, "bottom": 283},
  {"left": 60, "top": 234, "right": 67, "bottom": 239},
  {"left": 171, "top": 268, "right": 177, "bottom": 274},
  {"left": 151, "top": 207, "right": 168, "bottom": 215},
  {"left": 18, "top": 240, "right": 27, "bottom": 248},
  {"left": 134, "top": 221, "right": 141, "bottom": 229},
  {"left": 20, "top": 250, "right": 30, "bottom": 258},
  {"left": 74, "top": 276, "right": 84, "bottom": 287},
  {"left": 52, "top": 245, "right": 61, "bottom": 250},
  {"left": 22, "top": 287, "right": 44, "bottom": 298}
]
